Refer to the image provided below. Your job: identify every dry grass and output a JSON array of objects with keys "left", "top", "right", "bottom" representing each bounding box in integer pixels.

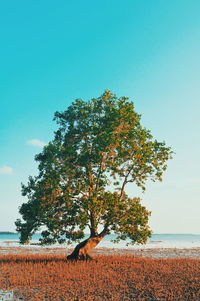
[{"left": 0, "top": 254, "right": 199, "bottom": 300}]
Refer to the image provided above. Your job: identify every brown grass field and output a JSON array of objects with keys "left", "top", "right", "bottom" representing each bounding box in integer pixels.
[{"left": 0, "top": 254, "right": 199, "bottom": 300}]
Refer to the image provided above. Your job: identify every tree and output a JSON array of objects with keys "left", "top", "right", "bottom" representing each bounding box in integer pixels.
[{"left": 16, "top": 90, "right": 173, "bottom": 260}]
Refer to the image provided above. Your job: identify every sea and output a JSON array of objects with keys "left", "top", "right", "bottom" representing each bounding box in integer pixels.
[{"left": 0, "top": 233, "right": 200, "bottom": 249}]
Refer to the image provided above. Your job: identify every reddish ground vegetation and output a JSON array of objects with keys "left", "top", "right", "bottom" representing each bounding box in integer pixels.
[{"left": 0, "top": 254, "right": 199, "bottom": 300}]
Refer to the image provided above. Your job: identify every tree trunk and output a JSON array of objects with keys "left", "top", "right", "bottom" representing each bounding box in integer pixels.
[{"left": 67, "top": 234, "right": 105, "bottom": 261}]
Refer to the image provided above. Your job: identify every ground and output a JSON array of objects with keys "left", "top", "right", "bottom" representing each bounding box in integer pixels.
[{"left": 0, "top": 246, "right": 200, "bottom": 300}]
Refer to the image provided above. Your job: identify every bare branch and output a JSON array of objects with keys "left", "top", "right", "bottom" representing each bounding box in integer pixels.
[
  {"left": 120, "top": 167, "right": 133, "bottom": 198},
  {"left": 95, "top": 152, "right": 106, "bottom": 191}
]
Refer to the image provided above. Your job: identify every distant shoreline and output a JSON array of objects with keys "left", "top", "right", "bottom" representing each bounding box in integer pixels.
[
  {"left": 0, "top": 231, "right": 200, "bottom": 235},
  {"left": 1, "top": 232, "right": 200, "bottom": 235},
  {"left": 0, "top": 232, "right": 16, "bottom": 235}
]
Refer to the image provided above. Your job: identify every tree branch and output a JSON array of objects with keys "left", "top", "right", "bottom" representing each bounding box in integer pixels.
[
  {"left": 99, "top": 220, "right": 110, "bottom": 237},
  {"left": 89, "top": 211, "right": 98, "bottom": 237},
  {"left": 95, "top": 152, "right": 106, "bottom": 191},
  {"left": 120, "top": 167, "right": 133, "bottom": 198}
]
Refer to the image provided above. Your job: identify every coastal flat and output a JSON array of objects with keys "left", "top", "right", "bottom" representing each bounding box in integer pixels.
[
  {"left": 0, "top": 252, "right": 199, "bottom": 300},
  {"left": 0, "top": 245, "right": 200, "bottom": 258}
]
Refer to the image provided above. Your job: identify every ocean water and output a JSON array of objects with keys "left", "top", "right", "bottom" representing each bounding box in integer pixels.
[{"left": 0, "top": 233, "right": 200, "bottom": 249}]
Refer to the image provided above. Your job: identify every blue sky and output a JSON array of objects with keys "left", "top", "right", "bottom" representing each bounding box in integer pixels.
[{"left": 0, "top": 0, "right": 200, "bottom": 233}]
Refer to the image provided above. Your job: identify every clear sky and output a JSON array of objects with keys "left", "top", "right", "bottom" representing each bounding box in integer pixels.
[{"left": 0, "top": 0, "right": 200, "bottom": 234}]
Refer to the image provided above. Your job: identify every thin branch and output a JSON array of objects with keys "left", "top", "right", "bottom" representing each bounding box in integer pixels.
[
  {"left": 95, "top": 152, "right": 106, "bottom": 191},
  {"left": 119, "top": 167, "right": 133, "bottom": 198}
]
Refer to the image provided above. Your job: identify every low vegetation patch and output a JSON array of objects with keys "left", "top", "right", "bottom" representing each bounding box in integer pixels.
[{"left": 0, "top": 254, "right": 199, "bottom": 300}]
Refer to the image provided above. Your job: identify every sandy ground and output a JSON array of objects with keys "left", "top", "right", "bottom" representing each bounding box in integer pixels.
[{"left": 0, "top": 246, "right": 199, "bottom": 258}]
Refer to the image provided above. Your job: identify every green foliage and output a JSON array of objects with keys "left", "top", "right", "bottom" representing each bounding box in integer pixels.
[{"left": 15, "top": 90, "right": 173, "bottom": 245}]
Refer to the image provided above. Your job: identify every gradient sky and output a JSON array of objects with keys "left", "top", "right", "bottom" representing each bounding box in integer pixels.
[{"left": 1, "top": 0, "right": 200, "bottom": 234}]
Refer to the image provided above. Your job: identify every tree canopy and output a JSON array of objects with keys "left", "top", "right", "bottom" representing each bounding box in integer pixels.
[{"left": 16, "top": 90, "right": 173, "bottom": 248}]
